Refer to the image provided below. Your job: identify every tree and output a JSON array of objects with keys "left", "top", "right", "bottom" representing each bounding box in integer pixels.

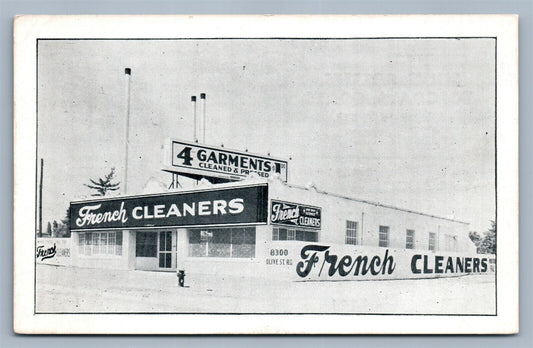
[
  {"left": 469, "top": 231, "right": 482, "bottom": 252},
  {"left": 52, "top": 220, "right": 59, "bottom": 237},
  {"left": 45, "top": 221, "right": 52, "bottom": 236},
  {"left": 58, "top": 208, "right": 71, "bottom": 238},
  {"left": 470, "top": 221, "right": 496, "bottom": 255},
  {"left": 84, "top": 167, "right": 120, "bottom": 196},
  {"left": 478, "top": 220, "right": 496, "bottom": 254}
]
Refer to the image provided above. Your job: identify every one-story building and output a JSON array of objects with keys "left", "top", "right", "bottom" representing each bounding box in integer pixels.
[{"left": 42, "top": 176, "right": 492, "bottom": 281}]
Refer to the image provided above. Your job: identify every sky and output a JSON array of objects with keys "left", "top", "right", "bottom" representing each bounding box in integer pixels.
[{"left": 37, "top": 38, "right": 495, "bottom": 233}]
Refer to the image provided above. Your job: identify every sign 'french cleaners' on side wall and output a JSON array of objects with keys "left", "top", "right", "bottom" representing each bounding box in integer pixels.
[
  {"left": 70, "top": 185, "right": 268, "bottom": 231},
  {"left": 165, "top": 139, "right": 288, "bottom": 182},
  {"left": 270, "top": 200, "right": 321, "bottom": 229}
]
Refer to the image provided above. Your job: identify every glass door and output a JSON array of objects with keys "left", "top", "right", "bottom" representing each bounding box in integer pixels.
[{"left": 158, "top": 231, "right": 172, "bottom": 269}]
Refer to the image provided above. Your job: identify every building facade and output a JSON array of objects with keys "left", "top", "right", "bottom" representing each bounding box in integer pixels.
[{"left": 35, "top": 177, "right": 494, "bottom": 281}]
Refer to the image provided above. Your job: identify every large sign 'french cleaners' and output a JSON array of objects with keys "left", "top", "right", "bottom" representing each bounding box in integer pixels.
[
  {"left": 270, "top": 200, "right": 321, "bottom": 229},
  {"left": 70, "top": 185, "right": 268, "bottom": 231},
  {"left": 165, "top": 139, "right": 288, "bottom": 182}
]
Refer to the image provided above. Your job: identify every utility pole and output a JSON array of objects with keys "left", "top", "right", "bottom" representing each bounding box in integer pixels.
[{"left": 38, "top": 158, "right": 43, "bottom": 237}]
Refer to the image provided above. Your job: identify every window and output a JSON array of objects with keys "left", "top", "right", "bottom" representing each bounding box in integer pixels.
[
  {"left": 287, "top": 229, "right": 295, "bottom": 240},
  {"left": 406, "top": 229, "right": 415, "bottom": 249},
  {"left": 345, "top": 220, "right": 358, "bottom": 245},
  {"left": 444, "top": 234, "right": 457, "bottom": 252},
  {"left": 278, "top": 228, "right": 288, "bottom": 241},
  {"left": 489, "top": 259, "right": 496, "bottom": 272},
  {"left": 189, "top": 227, "right": 256, "bottom": 258},
  {"left": 379, "top": 225, "right": 389, "bottom": 247},
  {"left": 428, "top": 232, "right": 436, "bottom": 251},
  {"left": 272, "top": 227, "right": 318, "bottom": 242},
  {"left": 304, "top": 230, "right": 318, "bottom": 242},
  {"left": 230, "top": 228, "right": 256, "bottom": 258},
  {"left": 78, "top": 231, "right": 122, "bottom": 256},
  {"left": 136, "top": 232, "right": 157, "bottom": 257}
]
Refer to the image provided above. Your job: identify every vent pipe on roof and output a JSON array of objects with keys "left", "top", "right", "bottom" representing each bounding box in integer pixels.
[
  {"left": 123, "top": 68, "right": 132, "bottom": 194},
  {"left": 200, "top": 93, "right": 206, "bottom": 143}
]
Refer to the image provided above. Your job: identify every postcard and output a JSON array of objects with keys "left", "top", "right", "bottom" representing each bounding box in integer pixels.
[{"left": 13, "top": 15, "right": 518, "bottom": 334}]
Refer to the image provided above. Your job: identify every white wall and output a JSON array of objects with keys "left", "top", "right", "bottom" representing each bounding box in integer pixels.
[
  {"left": 268, "top": 180, "right": 476, "bottom": 253},
  {"left": 72, "top": 231, "right": 134, "bottom": 270},
  {"left": 260, "top": 240, "right": 495, "bottom": 281},
  {"left": 36, "top": 237, "right": 73, "bottom": 267}
]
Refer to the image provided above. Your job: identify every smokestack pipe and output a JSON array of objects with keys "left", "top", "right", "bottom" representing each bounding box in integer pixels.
[
  {"left": 200, "top": 93, "right": 206, "bottom": 143},
  {"left": 191, "top": 96, "right": 197, "bottom": 142},
  {"left": 123, "top": 68, "right": 132, "bottom": 194}
]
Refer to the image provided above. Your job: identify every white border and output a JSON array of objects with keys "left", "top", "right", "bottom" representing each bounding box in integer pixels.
[{"left": 13, "top": 15, "right": 518, "bottom": 334}]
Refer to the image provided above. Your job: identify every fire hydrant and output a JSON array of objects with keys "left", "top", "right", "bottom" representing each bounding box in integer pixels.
[{"left": 177, "top": 270, "right": 186, "bottom": 287}]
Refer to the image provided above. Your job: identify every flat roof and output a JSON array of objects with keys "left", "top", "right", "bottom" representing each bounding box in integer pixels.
[
  {"left": 282, "top": 182, "right": 470, "bottom": 225},
  {"left": 70, "top": 177, "right": 469, "bottom": 225}
]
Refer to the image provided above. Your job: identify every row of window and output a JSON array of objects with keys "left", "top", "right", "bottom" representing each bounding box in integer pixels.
[
  {"left": 78, "top": 228, "right": 257, "bottom": 259},
  {"left": 344, "top": 220, "right": 457, "bottom": 251},
  {"left": 188, "top": 227, "right": 256, "bottom": 258},
  {"left": 78, "top": 231, "right": 123, "bottom": 256},
  {"left": 76, "top": 224, "right": 457, "bottom": 259},
  {"left": 272, "top": 227, "right": 318, "bottom": 242}
]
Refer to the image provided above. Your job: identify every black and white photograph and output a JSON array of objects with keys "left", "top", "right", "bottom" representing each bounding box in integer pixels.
[{"left": 13, "top": 15, "right": 519, "bottom": 334}]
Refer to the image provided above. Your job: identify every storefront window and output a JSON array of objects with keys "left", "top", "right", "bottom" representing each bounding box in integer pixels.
[
  {"left": 208, "top": 229, "right": 231, "bottom": 257},
  {"left": 136, "top": 232, "right": 157, "bottom": 257},
  {"left": 188, "top": 227, "right": 256, "bottom": 258},
  {"left": 78, "top": 231, "right": 122, "bottom": 256},
  {"left": 272, "top": 227, "right": 318, "bottom": 242}
]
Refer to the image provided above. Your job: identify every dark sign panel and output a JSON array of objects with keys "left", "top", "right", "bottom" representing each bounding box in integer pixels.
[
  {"left": 270, "top": 200, "right": 321, "bottom": 229},
  {"left": 70, "top": 185, "right": 268, "bottom": 231},
  {"left": 163, "top": 139, "right": 288, "bottom": 182}
]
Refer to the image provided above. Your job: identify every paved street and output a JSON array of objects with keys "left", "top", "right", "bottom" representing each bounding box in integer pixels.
[{"left": 36, "top": 263, "right": 496, "bottom": 314}]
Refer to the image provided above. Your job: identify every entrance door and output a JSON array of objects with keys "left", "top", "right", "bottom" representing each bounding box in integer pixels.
[{"left": 158, "top": 231, "right": 172, "bottom": 269}]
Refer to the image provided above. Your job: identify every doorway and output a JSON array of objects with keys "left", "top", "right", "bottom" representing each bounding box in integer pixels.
[
  {"left": 158, "top": 231, "right": 173, "bottom": 269},
  {"left": 135, "top": 230, "right": 176, "bottom": 271}
]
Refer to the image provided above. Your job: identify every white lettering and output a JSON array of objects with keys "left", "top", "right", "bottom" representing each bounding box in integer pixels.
[
  {"left": 183, "top": 202, "right": 195, "bottom": 216},
  {"left": 198, "top": 201, "right": 211, "bottom": 216},
  {"left": 132, "top": 206, "right": 143, "bottom": 219},
  {"left": 76, "top": 204, "right": 102, "bottom": 227},
  {"left": 75, "top": 202, "right": 128, "bottom": 227},
  {"left": 118, "top": 202, "right": 128, "bottom": 223},
  {"left": 228, "top": 198, "right": 244, "bottom": 214},
  {"left": 166, "top": 204, "right": 182, "bottom": 218},
  {"left": 143, "top": 206, "right": 154, "bottom": 219},
  {"left": 213, "top": 200, "right": 227, "bottom": 215},
  {"left": 154, "top": 204, "right": 165, "bottom": 218},
  {"left": 271, "top": 203, "right": 298, "bottom": 222}
]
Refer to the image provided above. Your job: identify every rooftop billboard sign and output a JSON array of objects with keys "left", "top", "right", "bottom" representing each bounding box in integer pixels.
[{"left": 163, "top": 139, "right": 288, "bottom": 182}]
